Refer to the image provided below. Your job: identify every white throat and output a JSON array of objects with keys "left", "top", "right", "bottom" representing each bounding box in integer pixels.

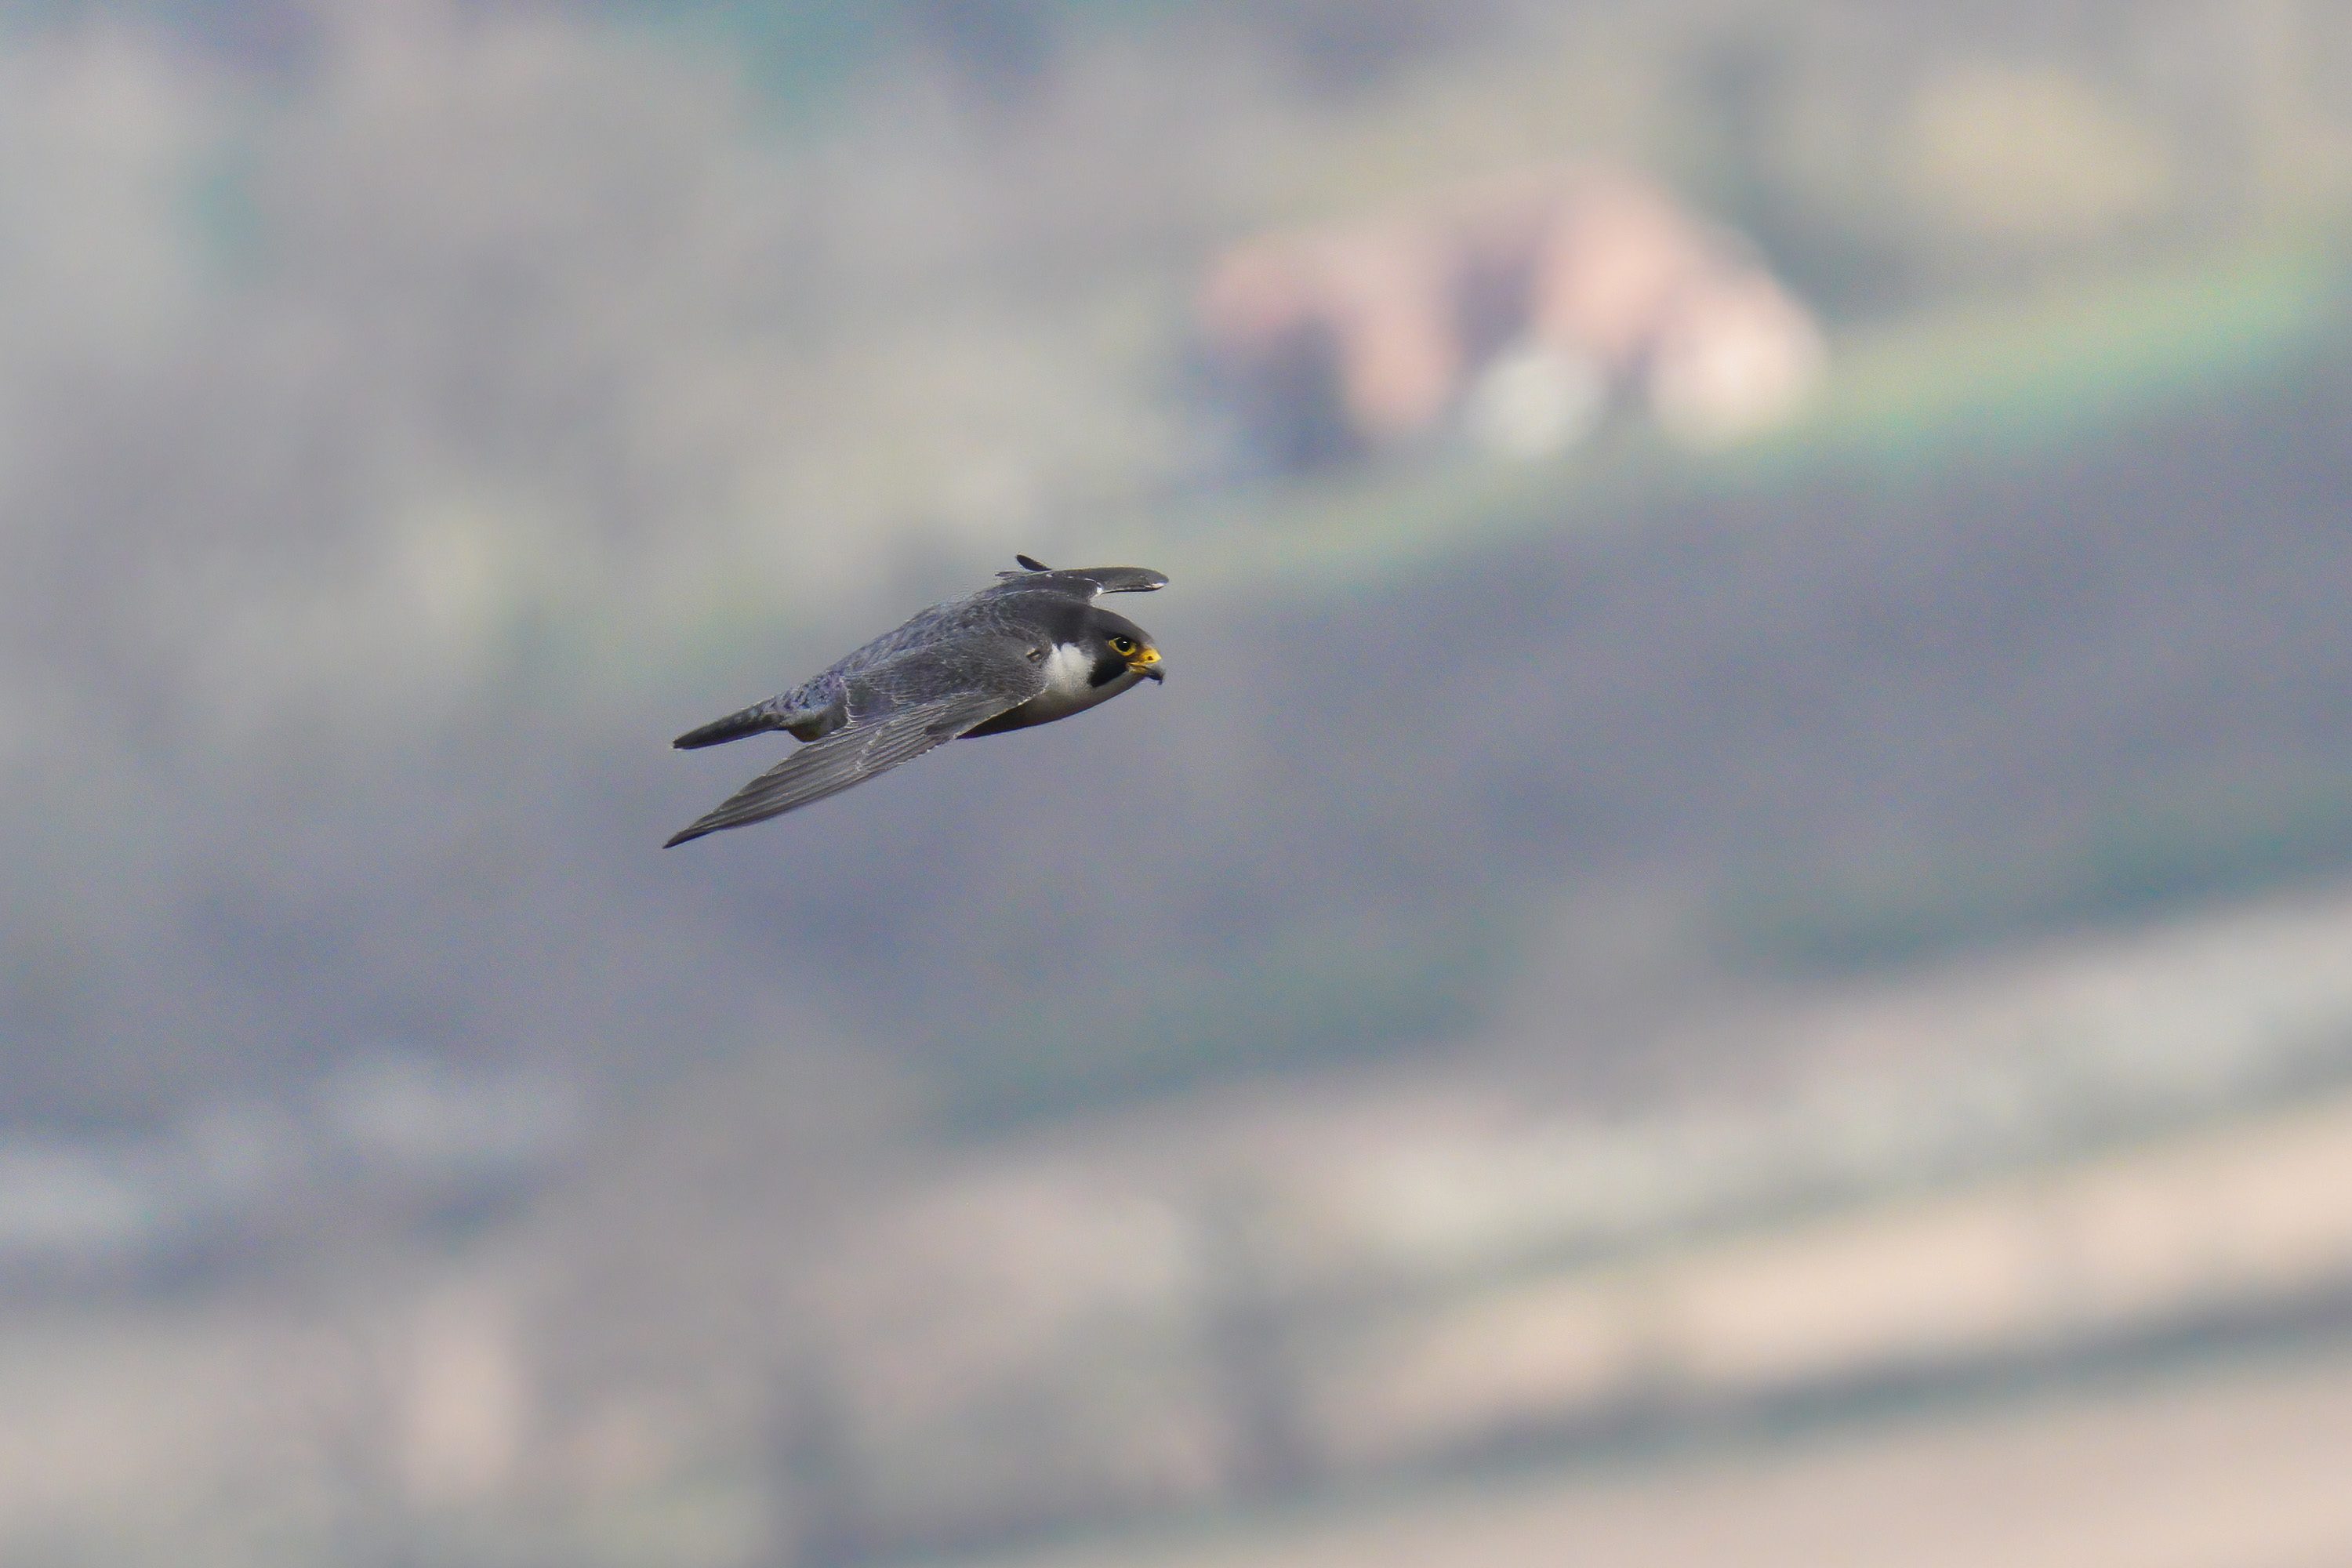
[
  {"left": 1040, "top": 641, "right": 1098, "bottom": 697},
  {"left": 1018, "top": 640, "right": 1134, "bottom": 727}
]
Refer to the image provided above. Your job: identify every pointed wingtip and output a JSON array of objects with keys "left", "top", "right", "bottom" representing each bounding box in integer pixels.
[
  {"left": 1015, "top": 553, "right": 1051, "bottom": 572},
  {"left": 662, "top": 826, "right": 702, "bottom": 848}
]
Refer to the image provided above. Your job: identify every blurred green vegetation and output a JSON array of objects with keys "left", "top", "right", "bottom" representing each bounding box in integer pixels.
[
  {"left": 938, "top": 905, "right": 1515, "bottom": 1127},
  {"left": 1734, "top": 766, "right": 2352, "bottom": 972},
  {"left": 1171, "top": 240, "right": 2348, "bottom": 595}
]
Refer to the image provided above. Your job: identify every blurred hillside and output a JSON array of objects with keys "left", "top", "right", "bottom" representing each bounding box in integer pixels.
[
  {"left": 6, "top": 2, "right": 2352, "bottom": 1564},
  {"left": 6, "top": 0, "right": 2352, "bottom": 1132}
]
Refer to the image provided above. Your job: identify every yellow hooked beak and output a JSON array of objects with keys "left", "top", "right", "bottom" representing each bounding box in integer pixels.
[{"left": 1128, "top": 645, "right": 1164, "bottom": 682}]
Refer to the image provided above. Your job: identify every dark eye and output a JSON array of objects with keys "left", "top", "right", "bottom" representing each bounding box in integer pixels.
[{"left": 1109, "top": 636, "right": 1137, "bottom": 655}]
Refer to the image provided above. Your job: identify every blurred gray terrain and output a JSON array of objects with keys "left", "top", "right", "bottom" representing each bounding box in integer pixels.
[{"left": 4, "top": 2, "right": 2352, "bottom": 1565}]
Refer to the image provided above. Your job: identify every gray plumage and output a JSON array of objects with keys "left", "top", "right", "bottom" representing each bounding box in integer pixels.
[{"left": 665, "top": 557, "right": 1167, "bottom": 846}]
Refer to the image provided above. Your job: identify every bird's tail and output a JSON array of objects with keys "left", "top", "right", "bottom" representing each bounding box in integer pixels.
[{"left": 673, "top": 702, "right": 786, "bottom": 750}]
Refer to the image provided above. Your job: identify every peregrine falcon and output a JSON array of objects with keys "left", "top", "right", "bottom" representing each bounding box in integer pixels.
[{"left": 664, "top": 555, "right": 1168, "bottom": 846}]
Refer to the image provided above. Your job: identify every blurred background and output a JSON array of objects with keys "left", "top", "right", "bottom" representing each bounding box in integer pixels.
[{"left": 5, "top": 1, "right": 2352, "bottom": 1564}]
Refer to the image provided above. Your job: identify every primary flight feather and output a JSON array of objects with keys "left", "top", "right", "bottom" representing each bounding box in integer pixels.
[{"left": 665, "top": 556, "right": 1167, "bottom": 846}]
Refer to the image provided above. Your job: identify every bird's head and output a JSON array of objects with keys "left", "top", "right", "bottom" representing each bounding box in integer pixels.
[{"left": 1083, "top": 608, "right": 1165, "bottom": 685}]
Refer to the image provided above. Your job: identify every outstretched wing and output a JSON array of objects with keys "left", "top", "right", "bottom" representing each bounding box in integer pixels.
[
  {"left": 663, "top": 635, "right": 1043, "bottom": 846},
  {"left": 989, "top": 555, "right": 1168, "bottom": 601},
  {"left": 664, "top": 692, "right": 1003, "bottom": 845}
]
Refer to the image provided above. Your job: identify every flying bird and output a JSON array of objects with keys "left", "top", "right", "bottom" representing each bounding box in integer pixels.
[{"left": 664, "top": 555, "right": 1168, "bottom": 846}]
